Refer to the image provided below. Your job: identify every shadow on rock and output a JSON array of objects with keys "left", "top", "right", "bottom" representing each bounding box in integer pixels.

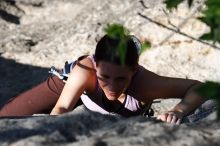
[
  {"left": 0, "top": 57, "right": 49, "bottom": 107},
  {"left": 0, "top": 9, "right": 20, "bottom": 24},
  {"left": 0, "top": 0, "right": 24, "bottom": 24},
  {"left": 0, "top": 111, "right": 122, "bottom": 144}
]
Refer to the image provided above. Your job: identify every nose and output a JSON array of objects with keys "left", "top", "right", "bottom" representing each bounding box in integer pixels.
[{"left": 107, "top": 80, "right": 117, "bottom": 92}]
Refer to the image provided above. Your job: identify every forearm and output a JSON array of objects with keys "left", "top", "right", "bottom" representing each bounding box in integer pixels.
[
  {"left": 156, "top": 79, "right": 207, "bottom": 124},
  {"left": 170, "top": 84, "right": 206, "bottom": 116}
]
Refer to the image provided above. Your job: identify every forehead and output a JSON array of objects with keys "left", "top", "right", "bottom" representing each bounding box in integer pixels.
[{"left": 96, "top": 61, "right": 132, "bottom": 76}]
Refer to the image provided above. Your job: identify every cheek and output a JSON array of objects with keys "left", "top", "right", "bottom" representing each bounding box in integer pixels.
[
  {"left": 114, "top": 79, "right": 132, "bottom": 92},
  {"left": 97, "top": 79, "right": 107, "bottom": 89},
  {"left": 98, "top": 80, "right": 125, "bottom": 91},
  {"left": 97, "top": 76, "right": 133, "bottom": 92},
  {"left": 120, "top": 80, "right": 131, "bottom": 90}
]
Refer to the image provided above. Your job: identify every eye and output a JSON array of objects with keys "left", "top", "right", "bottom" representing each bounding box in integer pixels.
[
  {"left": 116, "top": 77, "right": 127, "bottom": 82},
  {"left": 101, "top": 74, "right": 109, "bottom": 79}
]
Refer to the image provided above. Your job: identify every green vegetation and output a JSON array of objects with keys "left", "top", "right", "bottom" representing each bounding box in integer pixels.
[
  {"left": 164, "top": 0, "right": 220, "bottom": 44},
  {"left": 104, "top": 23, "right": 151, "bottom": 65},
  {"left": 196, "top": 81, "right": 220, "bottom": 119},
  {"left": 164, "top": 0, "right": 220, "bottom": 120},
  {"left": 105, "top": 23, "right": 129, "bottom": 65},
  {"left": 141, "top": 40, "right": 151, "bottom": 53},
  {"left": 105, "top": 0, "right": 220, "bottom": 119}
]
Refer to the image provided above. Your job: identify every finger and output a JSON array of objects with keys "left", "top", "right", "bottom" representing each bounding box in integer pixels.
[
  {"left": 176, "top": 118, "right": 182, "bottom": 125},
  {"left": 166, "top": 114, "right": 173, "bottom": 123},
  {"left": 171, "top": 115, "right": 178, "bottom": 124},
  {"left": 156, "top": 115, "right": 163, "bottom": 120},
  {"left": 156, "top": 115, "right": 161, "bottom": 120},
  {"left": 157, "top": 114, "right": 168, "bottom": 121}
]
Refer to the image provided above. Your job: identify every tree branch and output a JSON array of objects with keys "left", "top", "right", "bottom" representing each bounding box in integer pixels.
[{"left": 138, "top": 12, "right": 220, "bottom": 49}]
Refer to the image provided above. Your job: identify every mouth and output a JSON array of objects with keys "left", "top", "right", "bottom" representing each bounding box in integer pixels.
[
  {"left": 108, "top": 92, "right": 117, "bottom": 96},
  {"left": 107, "top": 91, "right": 121, "bottom": 97}
]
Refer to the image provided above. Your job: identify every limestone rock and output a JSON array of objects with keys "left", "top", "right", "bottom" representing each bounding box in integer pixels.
[{"left": 0, "top": 0, "right": 220, "bottom": 145}]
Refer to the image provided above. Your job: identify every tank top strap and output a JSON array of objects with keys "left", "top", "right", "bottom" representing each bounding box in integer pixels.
[{"left": 86, "top": 54, "right": 96, "bottom": 69}]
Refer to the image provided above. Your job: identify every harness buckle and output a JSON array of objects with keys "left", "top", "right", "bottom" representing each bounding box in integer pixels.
[{"left": 48, "top": 66, "right": 69, "bottom": 81}]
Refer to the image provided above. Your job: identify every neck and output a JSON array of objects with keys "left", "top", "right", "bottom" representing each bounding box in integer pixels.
[
  {"left": 102, "top": 93, "right": 125, "bottom": 112},
  {"left": 117, "top": 93, "right": 126, "bottom": 104}
]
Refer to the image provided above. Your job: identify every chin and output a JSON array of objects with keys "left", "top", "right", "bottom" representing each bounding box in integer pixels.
[
  {"left": 105, "top": 93, "right": 120, "bottom": 100},
  {"left": 104, "top": 90, "right": 121, "bottom": 100},
  {"left": 106, "top": 95, "right": 118, "bottom": 101}
]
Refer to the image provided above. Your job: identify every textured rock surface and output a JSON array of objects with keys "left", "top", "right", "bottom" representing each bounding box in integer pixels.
[
  {"left": 0, "top": 0, "right": 220, "bottom": 145},
  {"left": 0, "top": 108, "right": 219, "bottom": 146}
]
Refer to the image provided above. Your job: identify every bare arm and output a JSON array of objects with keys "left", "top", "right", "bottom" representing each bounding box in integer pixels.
[
  {"left": 133, "top": 67, "right": 201, "bottom": 100},
  {"left": 50, "top": 58, "right": 96, "bottom": 115},
  {"left": 156, "top": 82, "right": 206, "bottom": 124},
  {"left": 135, "top": 67, "right": 205, "bottom": 124},
  {"left": 151, "top": 76, "right": 205, "bottom": 124},
  {"left": 169, "top": 83, "right": 205, "bottom": 115}
]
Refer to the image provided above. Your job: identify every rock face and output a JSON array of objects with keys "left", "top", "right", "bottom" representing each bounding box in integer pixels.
[
  {"left": 0, "top": 0, "right": 220, "bottom": 145},
  {"left": 0, "top": 108, "right": 219, "bottom": 146}
]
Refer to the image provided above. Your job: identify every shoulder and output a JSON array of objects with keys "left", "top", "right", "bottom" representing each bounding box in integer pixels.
[
  {"left": 68, "top": 56, "right": 96, "bottom": 92},
  {"left": 75, "top": 56, "right": 96, "bottom": 71},
  {"left": 131, "top": 65, "right": 159, "bottom": 87},
  {"left": 128, "top": 65, "right": 159, "bottom": 100}
]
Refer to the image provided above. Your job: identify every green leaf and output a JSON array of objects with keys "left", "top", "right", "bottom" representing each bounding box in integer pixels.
[
  {"left": 104, "top": 23, "right": 129, "bottom": 65},
  {"left": 200, "top": 0, "right": 220, "bottom": 44},
  {"left": 104, "top": 23, "right": 129, "bottom": 39},
  {"left": 198, "top": 17, "right": 213, "bottom": 27},
  {"left": 199, "top": 33, "right": 213, "bottom": 41},
  {"left": 195, "top": 81, "right": 220, "bottom": 99},
  {"left": 195, "top": 81, "right": 220, "bottom": 120},
  {"left": 164, "top": 0, "right": 220, "bottom": 120},
  {"left": 117, "top": 38, "right": 127, "bottom": 65},
  {"left": 164, "top": 0, "right": 183, "bottom": 10},
  {"left": 164, "top": 0, "right": 220, "bottom": 44},
  {"left": 214, "top": 28, "right": 220, "bottom": 44},
  {"left": 141, "top": 40, "right": 151, "bottom": 53}
]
